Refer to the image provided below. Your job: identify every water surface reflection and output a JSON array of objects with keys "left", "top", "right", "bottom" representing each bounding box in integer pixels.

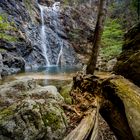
[{"left": 0, "top": 65, "right": 81, "bottom": 87}]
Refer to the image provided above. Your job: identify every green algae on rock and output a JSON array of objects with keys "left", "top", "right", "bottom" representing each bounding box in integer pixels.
[{"left": 60, "top": 83, "right": 73, "bottom": 104}]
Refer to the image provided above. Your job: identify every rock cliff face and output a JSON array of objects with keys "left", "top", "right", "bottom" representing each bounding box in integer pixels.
[
  {"left": 0, "top": 0, "right": 97, "bottom": 77},
  {"left": 114, "top": 22, "right": 140, "bottom": 87}
]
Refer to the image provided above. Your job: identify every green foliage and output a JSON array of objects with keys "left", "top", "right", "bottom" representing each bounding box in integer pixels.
[
  {"left": 101, "top": 18, "right": 124, "bottom": 60},
  {"left": 0, "top": 14, "right": 17, "bottom": 42}
]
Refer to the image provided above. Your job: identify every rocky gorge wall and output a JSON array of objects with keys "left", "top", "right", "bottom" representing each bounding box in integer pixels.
[
  {"left": 114, "top": 22, "right": 140, "bottom": 87},
  {"left": 0, "top": 0, "right": 97, "bottom": 78}
]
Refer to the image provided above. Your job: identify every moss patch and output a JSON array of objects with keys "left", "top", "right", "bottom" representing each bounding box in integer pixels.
[
  {"left": 60, "top": 84, "right": 72, "bottom": 104},
  {"left": 44, "top": 112, "right": 60, "bottom": 130},
  {"left": 43, "top": 105, "right": 64, "bottom": 131},
  {"left": 111, "top": 77, "right": 140, "bottom": 110},
  {"left": 0, "top": 14, "right": 17, "bottom": 42},
  {"left": 0, "top": 104, "right": 16, "bottom": 122},
  {"left": 107, "top": 77, "right": 140, "bottom": 140}
]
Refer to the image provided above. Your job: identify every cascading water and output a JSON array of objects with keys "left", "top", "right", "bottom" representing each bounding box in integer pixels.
[
  {"left": 52, "top": 2, "right": 64, "bottom": 65},
  {"left": 38, "top": 2, "right": 64, "bottom": 66},
  {"left": 38, "top": 4, "right": 50, "bottom": 66},
  {"left": 56, "top": 40, "right": 63, "bottom": 65}
]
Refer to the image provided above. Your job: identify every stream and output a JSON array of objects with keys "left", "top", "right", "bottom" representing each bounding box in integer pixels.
[
  {"left": 0, "top": 65, "right": 81, "bottom": 87},
  {"left": 0, "top": 65, "right": 113, "bottom": 89}
]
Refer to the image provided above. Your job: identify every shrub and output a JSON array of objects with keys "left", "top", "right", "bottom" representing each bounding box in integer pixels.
[{"left": 101, "top": 18, "right": 124, "bottom": 60}]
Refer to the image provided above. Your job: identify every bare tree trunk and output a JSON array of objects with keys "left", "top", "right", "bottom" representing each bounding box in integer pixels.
[{"left": 86, "top": 0, "right": 107, "bottom": 74}]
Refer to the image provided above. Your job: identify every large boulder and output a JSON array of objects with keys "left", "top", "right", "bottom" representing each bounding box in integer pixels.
[
  {"left": 0, "top": 79, "right": 68, "bottom": 140},
  {"left": 113, "top": 22, "right": 140, "bottom": 86}
]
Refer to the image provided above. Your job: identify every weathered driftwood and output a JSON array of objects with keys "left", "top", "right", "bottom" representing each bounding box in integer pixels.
[
  {"left": 90, "top": 104, "right": 99, "bottom": 140},
  {"left": 64, "top": 100, "right": 99, "bottom": 140}
]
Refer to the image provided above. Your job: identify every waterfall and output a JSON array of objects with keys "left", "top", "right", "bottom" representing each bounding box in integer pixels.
[
  {"left": 56, "top": 40, "right": 63, "bottom": 65},
  {"left": 52, "top": 2, "right": 64, "bottom": 65},
  {"left": 38, "top": 2, "right": 64, "bottom": 66},
  {"left": 38, "top": 4, "right": 50, "bottom": 66}
]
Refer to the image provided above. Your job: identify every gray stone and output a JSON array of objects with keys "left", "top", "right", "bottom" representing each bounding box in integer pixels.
[
  {"left": 106, "top": 58, "right": 117, "bottom": 72},
  {"left": 0, "top": 79, "right": 68, "bottom": 140}
]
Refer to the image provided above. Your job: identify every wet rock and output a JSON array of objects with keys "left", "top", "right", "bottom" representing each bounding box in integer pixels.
[
  {"left": 0, "top": 52, "right": 23, "bottom": 78},
  {"left": 62, "top": 5, "right": 95, "bottom": 55},
  {"left": 2, "top": 52, "right": 25, "bottom": 70},
  {"left": 0, "top": 39, "right": 16, "bottom": 51},
  {"left": 0, "top": 51, "right": 25, "bottom": 78}
]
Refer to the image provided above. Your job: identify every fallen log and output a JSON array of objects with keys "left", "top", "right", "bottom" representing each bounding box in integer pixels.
[
  {"left": 65, "top": 72, "right": 140, "bottom": 140},
  {"left": 64, "top": 99, "right": 99, "bottom": 140},
  {"left": 101, "top": 76, "right": 140, "bottom": 140},
  {"left": 90, "top": 104, "right": 99, "bottom": 140}
]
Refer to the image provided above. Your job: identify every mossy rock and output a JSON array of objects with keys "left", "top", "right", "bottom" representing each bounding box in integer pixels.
[
  {"left": 0, "top": 99, "right": 68, "bottom": 140},
  {"left": 43, "top": 104, "right": 68, "bottom": 132},
  {"left": 0, "top": 14, "right": 17, "bottom": 42},
  {"left": 60, "top": 83, "right": 72, "bottom": 104},
  {"left": 0, "top": 104, "right": 17, "bottom": 123},
  {"left": 0, "top": 79, "right": 68, "bottom": 140}
]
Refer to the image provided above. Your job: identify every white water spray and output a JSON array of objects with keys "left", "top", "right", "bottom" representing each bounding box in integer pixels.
[
  {"left": 52, "top": 2, "right": 64, "bottom": 65},
  {"left": 38, "top": 4, "right": 50, "bottom": 66},
  {"left": 56, "top": 41, "right": 63, "bottom": 65},
  {"left": 38, "top": 1, "right": 63, "bottom": 66}
]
